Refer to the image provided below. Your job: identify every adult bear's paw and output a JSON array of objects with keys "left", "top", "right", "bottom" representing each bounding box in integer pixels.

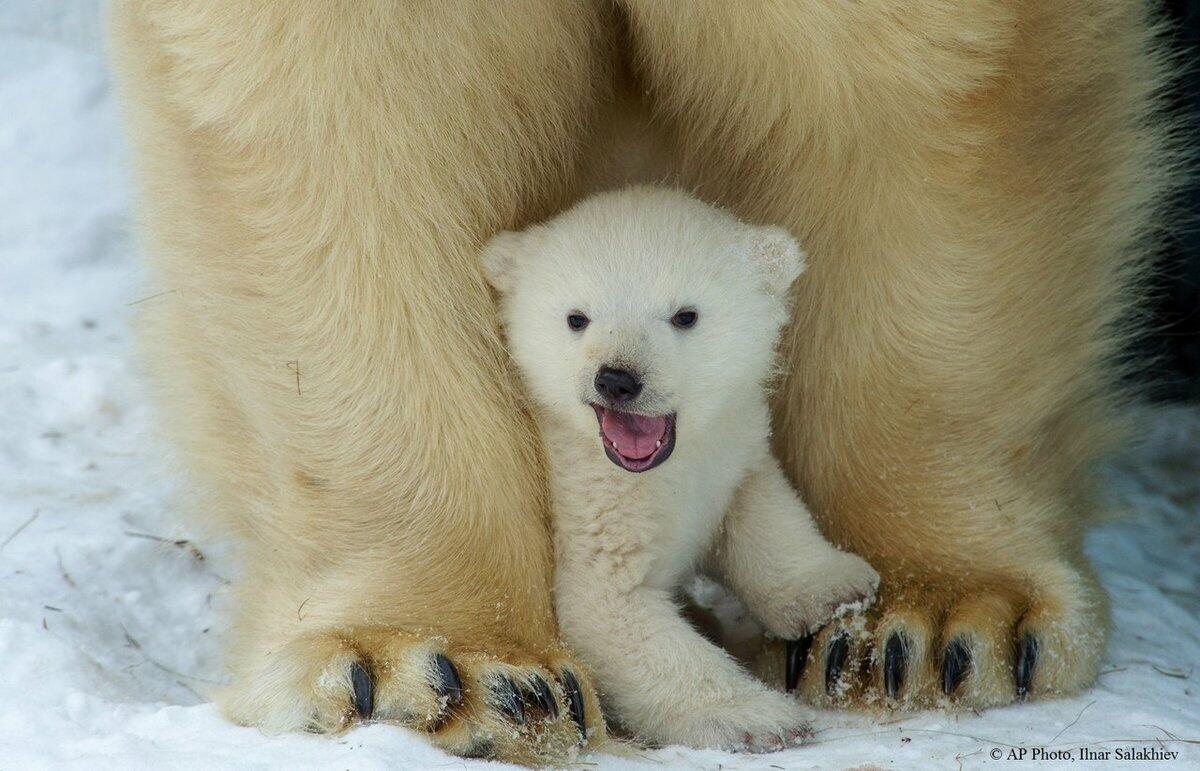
[
  {"left": 218, "top": 627, "right": 605, "bottom": 765},
  {"left": 758, "top": 560, "right": 1107, "bottom": 710}
]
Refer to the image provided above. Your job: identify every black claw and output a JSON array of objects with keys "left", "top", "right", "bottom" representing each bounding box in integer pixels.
[
  {"left": 525, "top": 675, "right": 559, "bottom": 720},
  {"left": 1015, "top": 633, "right": 1039, "bottom": 700},
  {"left": 350, "top": 660, "right": 374, "bottom": 720},
  {"left": 941, "top": 637, "right": 972, "bottom": 696},
  {"left": 785, "top": 635, "right": 813, "bottom": 693},
  {"left": 559, "top": 669, "right": 586, "bottom": 739},
  {"left": 430, "top": 653, "right": 463, "bottom": 706},
  {"left": 491, "top": 676, "right": 526, "bottom": 724},
  {"left": 825, "top": 633, "right": 850, "bottom": 695},
  {"left": 884, "top": 632, "right": 908, "bottom": 700}
]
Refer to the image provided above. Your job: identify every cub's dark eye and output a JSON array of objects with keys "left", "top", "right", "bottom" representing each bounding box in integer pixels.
[
  {"left": 671, "top": 309, "right": 699, "bottom": 329},
  {"left": 567, "top": 312, "right": 589, "bottom": 331}
]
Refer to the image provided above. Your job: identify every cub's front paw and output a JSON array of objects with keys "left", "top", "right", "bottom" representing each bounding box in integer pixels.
[
  {"left": 646, "top": 686, "right": 812, "bottom": 753},
  {"left": 752, "top": 550, "right": 879, "bottom": 642}
]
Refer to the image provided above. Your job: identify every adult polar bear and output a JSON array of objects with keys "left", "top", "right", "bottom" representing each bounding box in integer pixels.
[{"left": 109, "top": 0, "right": 1175, "bottom": 763}]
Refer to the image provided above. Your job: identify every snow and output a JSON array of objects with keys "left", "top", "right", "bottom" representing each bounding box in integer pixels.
[{"left": 1, "top": 7, "right": 1196, "bottom": 769}]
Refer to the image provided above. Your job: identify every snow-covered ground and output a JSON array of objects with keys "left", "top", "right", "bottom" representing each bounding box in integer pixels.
[{"left": 1, "top": 8, "right": 1197, "bottom": 769}]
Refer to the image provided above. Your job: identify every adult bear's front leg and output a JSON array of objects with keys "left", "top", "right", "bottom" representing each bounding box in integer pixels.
[
  {"left": 624, "top": 0, "right": 1174, "bottom": 709},
  {"left": 109, "top": 1, "right": 612, "bottom": 761}
]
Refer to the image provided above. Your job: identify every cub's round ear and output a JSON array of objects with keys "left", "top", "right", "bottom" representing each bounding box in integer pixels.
[
  {"left": 479, "top": 230, "right": 525, "bottom": 294},
  {"left": 747, "top": 225, "right": 806, "bottom": 297}
]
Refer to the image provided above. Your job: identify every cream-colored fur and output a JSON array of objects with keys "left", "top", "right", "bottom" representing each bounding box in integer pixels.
[
  {"left": 107, "top": 0, "right": 1177, "bottom": 764},
  {"left": 617, "top": 0, "right": 1177, "bottom": 709},
  {"left": 482, "top": 188, "right": 878, "bottom": 751},
  {"left": 106, "top": 1, "right": 612, "bottom": 763}
]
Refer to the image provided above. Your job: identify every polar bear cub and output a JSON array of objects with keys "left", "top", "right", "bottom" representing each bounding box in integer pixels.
[{"left": 482, "top": 187, "right": 878, "bottom": 752}]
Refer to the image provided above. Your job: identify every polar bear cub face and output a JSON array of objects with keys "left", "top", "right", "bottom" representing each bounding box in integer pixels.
[{"left": 482, "top": 187, "right": 804, "bottom": 472}]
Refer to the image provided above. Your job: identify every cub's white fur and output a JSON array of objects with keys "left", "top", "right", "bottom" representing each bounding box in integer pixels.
[{"left": 483, "top": 187, "right": 879, "bottom": 751}]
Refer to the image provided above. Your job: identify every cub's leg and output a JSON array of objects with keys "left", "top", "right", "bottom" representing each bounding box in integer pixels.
[
  {"left": 109, "top": 1, "right": 610, "bottom": 761},
  {"left": 712, "top": 457, "right": 878, "bottom": 646},
  {"left": 556, "top": 563, "right": 810, "bottom": 752},
  {"left": 625, "top": 0, "right": 1172, "bottom": 708}
]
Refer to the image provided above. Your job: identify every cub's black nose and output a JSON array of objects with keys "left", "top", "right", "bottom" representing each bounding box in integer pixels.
[{"left": 595, "top": 367, "right": 642, "bottom": 404}]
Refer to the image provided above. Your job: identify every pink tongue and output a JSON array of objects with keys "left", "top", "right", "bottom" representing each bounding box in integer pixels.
[{"left": 600, "top": 410, "right": 666, "bottom": 459}]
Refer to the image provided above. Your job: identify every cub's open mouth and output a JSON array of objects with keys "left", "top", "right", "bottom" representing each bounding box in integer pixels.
[{"left": 591, "top": 405, "right": 676, "bottom": 472}]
